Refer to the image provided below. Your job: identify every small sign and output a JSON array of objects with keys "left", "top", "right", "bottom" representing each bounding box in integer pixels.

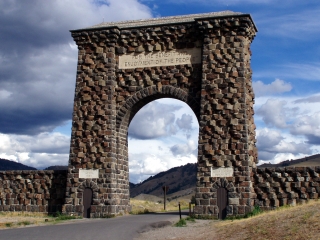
[
  {"left": 119, "top": 48, "right": 201, "bottom": 69},
  {"left": 211, "top": 167, "right": 233, "bottom": 178},
  {"left": 79, "top": 169, "right": 99, "bottom": 178}
]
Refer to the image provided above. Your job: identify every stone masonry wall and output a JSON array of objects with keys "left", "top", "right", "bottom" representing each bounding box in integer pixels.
[
  {"left": 1, "top": 167, "right": 320, "bottom": 215},
  {"left": 0, "top": 170, "right": 67, "bottom": 213},
  {"left": 253, "top": 167, "right": 320, "bottom": 210}
]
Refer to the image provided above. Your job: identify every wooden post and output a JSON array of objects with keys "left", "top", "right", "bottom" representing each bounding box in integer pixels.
[{"left": 162, "top": 186, "right": 169, "bottom": 211}]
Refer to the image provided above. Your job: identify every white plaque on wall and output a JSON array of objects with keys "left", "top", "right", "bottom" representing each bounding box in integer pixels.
[
  {"left": 211, "top": 167, "right": 234, "bottom": 178},
  {"left": 119, "top": 48, "right": 201, "bottom": 69},
  {"left": 79, "top": 169, "right": 99, "bottom": 178}
]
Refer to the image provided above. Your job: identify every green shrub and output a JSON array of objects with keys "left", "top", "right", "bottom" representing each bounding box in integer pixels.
[
  {"left": 175, "top": 218, "right": 187, "bottom": 227},
  {"left": 5, "top": 223, "right": 13, "bottom": 228},
  {"left": 18, "top": 221, "right": 31, "bottom": 226}
]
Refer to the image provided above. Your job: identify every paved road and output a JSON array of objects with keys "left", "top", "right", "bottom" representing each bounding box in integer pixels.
[{"left": 0, "top": 211, "right": 188, "bottom": 240}]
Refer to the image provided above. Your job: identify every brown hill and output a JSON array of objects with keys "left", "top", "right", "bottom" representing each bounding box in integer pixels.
[
  {"left": 258, "top": 154, "right": 320, "bottom": 168},
  {"left": 0, "top": 158, "right": 37, "bottom": 171},
  {"left": 130, "top": 163, "right": 196, "bottom": 198}
]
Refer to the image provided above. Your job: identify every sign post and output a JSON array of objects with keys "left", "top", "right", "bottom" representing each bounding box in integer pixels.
[{"left": 162, "top": 186, "right": 169, "bottom": 211}]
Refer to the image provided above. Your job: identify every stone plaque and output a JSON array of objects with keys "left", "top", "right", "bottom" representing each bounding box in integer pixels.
[
  {"left": 79, "top": 169, "right": 99, "bottom": 178},
  {"left": 211, "top": 167, "right": 234, "bottom": 177},
  {"left": 119, "top": 48, "right": 201, "bottom": 69}
]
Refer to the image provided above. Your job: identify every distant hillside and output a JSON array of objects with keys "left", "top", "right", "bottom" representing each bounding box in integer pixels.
[
  {"left": 44, "top": 165, "right": 68, "bottom": 170},
  {"left": 130, "top": 163, "right": 196, "bottom": 198},
  {"left": 0, "top": 158, "right": 37, "bottom": 171},
  {"left": 258, "top": 154, "right": 320, "bottom": 168}
]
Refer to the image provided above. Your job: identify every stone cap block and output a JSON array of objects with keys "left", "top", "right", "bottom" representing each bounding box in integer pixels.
[{"left": 71, "top": 11, "right": 257, "bottom": 32}]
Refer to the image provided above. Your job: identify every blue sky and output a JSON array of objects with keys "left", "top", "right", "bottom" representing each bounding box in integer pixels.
[{"left": 0, "top": 0, "right": 319, "bottom": 183}]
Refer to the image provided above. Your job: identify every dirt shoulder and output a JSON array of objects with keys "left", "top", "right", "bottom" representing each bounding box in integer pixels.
[{"left": 135, "top": 200, "right": 320, "bottom": 240}]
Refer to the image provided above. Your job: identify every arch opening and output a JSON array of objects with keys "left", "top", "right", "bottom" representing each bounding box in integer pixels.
[{"left": 126, "top": 98, "right": 199, "bottom": 198}]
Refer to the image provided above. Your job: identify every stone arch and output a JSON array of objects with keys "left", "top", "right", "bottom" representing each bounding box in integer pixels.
[
  {"left": 211, "top": 178, "right": 235, "bottom": 218},
  {"left": 78, "top": 180, "right": 99, "bottom": 191},
  {"left": 212, "top": 178, "right": 234, "bottom": 191},
  {"left": 116, "top": 85, "right": 200, "bottom": 135},
  {"left": 77, "top": 180, "right": 99, "bottom": 205},
  {"left": 65, "top": 12, "right": 258, "bottom": 218}
]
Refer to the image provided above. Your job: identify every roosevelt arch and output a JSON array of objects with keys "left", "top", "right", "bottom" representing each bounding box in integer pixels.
[{"left": 64, "top": 11, "right": 258, "bottom": 218}]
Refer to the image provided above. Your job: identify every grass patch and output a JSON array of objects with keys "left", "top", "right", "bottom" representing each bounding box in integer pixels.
[
  {"left": 174, "top": 216, "right": 196, "bottom": 227},
  {"left": 53, "top": 212, "right": 79, "bottom": 221},
  {"left": 175, "top": 218, "right": 187, "bottom": 227},
  {"left": 225, "top": 205, "right": 263, "bottom": 221},
  {"left": 185, "top": 216, "right": 196, "bottom": 222},
  {"left": 17, "top": 221, "right": 31, "bottom": 226},
  {"left": 5, "top": 222, "right": 13, "bottom": 227}
]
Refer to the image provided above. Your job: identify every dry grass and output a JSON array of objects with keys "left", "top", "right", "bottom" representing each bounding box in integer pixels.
[
  {"left": 194, "top": 200, "right": 320, "bottom": 240},
  {"left": 0, "top": 211, "right": 80, "bottom": 229},
  {"left": 0, "top": 212, "right": 51, "bottom": 229},
  {"left": 130, "top": 198, "right": 190, "bottom": 214}
]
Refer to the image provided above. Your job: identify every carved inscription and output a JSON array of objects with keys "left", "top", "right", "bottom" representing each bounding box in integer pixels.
[
  {"left": 79, "top": 169, "right": 99, "bottom": 178},
  {"left": 211, "top": 167, "right": 234, "bottom": 177},
  {"left": 119, "top": 48, "right": 201, "bottom": 69}
]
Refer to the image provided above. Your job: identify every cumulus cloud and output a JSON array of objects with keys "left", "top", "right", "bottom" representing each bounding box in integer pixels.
[
  {"left": 256, "top": 99, "right": 290, "bottom": 128},
  {"left": 0, "top": 0, "right": 153, "bottom": 168},
  {"left": 256, "top": 128, "right": 313, "bottom": 162},
  {"left": 170, "top": 140, "right": 197, "bottom": 156},
  {"left": 128, "top": 101, "right": 181, "bottom": 139},
  {"left": 0, "top": 0, "right": 152, "bottom": 135},
  {"left": 253, "top": 79, "right": 292, "bottom": 97},
  {"left": 176, "top": 113, "right": 193, "bottom": 138},
  {"left": 290, "top": 112, "right": 320, "bottom": 145},
  {"left": 256, "top": 128, "right": 283, "bottom": 150},
  {"left": 0, "top": 132, "right": 70, "bottom": 169}
]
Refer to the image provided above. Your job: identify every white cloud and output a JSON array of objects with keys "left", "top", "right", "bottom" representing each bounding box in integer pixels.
[
  {"left": 128, "top": 99, "right": 199, "bottom": 183},
  {"left": 129, "top": 101, "right": 181, "bottom": 139},
  {"left": 294, "top": 94, "right": 320, "bottom": 104},
  {"left": 170, "top": 140, "right": 197, "bottom": 156},
  {"left": 290, "top": 112, "right": 320, "bottom": 144},
  {"left": 256, "top": 99, "right": 290, "bottom": 128},
  {"left": 0, "top": 132, "right": 70, "bottom": 168},
  {"left": 256, "top": 128, "right": 283, "bottom": 149},
  {"left": 253, "top": 79, "right": 292, "bottom": 97}
]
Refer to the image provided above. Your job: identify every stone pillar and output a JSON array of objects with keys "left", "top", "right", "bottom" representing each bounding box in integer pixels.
[
  {"left": 194, "top": 17, "right": 257, "bottom": 217},
  {"left": 63, "top": 28, "right": 125, "bottom": 217}
]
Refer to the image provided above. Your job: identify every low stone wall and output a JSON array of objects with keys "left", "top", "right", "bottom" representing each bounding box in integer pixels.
[
  {"left": 253, "top": 167, "right": 320, "bottom": 209},
  {"left": 1, "top": 167, "right": 320, "bottom": 215},
  {"left": 0, "top": 170, "right": 67, "bottom": 213}
]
